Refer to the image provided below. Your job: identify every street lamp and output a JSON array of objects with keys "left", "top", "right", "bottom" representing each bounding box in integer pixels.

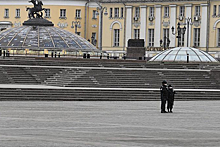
[
  {"left": 160, "top": 36, "right": 170, "bottom": 50},
  {"left": 96, "top": 6, "right": 108, "bottom": 51},
  {"left": 185, "top": 17, "right": 192, "bottom": 47},
  {"left": 171, "top": 22, "right": 186, "bottom": 47},
  {"left": 71, "top": 21, "right": 81, "bottom": 34}
]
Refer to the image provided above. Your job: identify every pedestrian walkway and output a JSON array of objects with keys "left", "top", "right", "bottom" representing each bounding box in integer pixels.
[{"left": 0, "top": 101, "right": 220, "bottom": 147}]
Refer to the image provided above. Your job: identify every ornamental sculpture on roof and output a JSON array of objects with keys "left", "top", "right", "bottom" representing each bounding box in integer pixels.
[{"left": 26, "top": 0, "right": 45, "bottom": 19}]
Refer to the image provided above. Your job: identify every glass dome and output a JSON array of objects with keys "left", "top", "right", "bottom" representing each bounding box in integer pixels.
[
  {"left": 149, "top": 47, "right": 218, "bottom": 62},
  {"left": 0, "top": 26, "right": 99, "bottom": 52}
]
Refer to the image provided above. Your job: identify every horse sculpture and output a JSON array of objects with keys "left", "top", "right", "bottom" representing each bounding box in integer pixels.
[{"left": 26, "top": 0, "right": 45, "bottom": 19}]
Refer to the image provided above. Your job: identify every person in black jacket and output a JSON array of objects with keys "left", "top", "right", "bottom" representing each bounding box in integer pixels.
[
  {"left": 167, "top": 85, "right": 176, "bottom": 113},
  {"left": 160, "top": 80, "right": 168, "bottom": 113}
]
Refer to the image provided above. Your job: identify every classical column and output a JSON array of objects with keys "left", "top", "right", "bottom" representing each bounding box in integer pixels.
[
  {"left": 184, "top": 4, "right": 192, "bottom": 47},
  {"left": 125, "top": 6, "right": 132, "bottom": 47},
  {"left": 169, "top": 5, "right": 177, "bottom": 47},
  {"left": 140, "top": 6, "right": 147, "bottom": 42},
  {"left": 154, "top": 5, "right": 161, "bottom": 47},
  {"left": 200, "top": 4, "right": 208, "bottom": 47}
]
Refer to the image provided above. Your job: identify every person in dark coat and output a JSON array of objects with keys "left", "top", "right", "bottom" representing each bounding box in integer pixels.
[
  {"left": 167, "top": 85, "right": 176, "bottom": 113},
  {"left": 160, "top": 80, "right": 168, "bottom": 113}
]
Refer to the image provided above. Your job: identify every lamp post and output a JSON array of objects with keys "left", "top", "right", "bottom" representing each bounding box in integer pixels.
[
  {"left": 171, "top": 22, "right": 186, "bottom": 47},
  {"left": 185, "top": 17, "right": 192, "bottom": 47},
  {"left": 96, "top": 6, "right": 108, "bottom": 51},
  {"left": 160, "top": 36, "right": 170, "bottom": 50},
  {"left": 71, "top": 21, "right": 81, "bottom": 34}
]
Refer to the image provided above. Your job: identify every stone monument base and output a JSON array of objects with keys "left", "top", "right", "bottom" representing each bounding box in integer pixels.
[
  {"left": 127, "top": 47, "right": 146, "bottom": 60},
  {"left": 23, "top": 18, "right": 54, "bottom": 26}
]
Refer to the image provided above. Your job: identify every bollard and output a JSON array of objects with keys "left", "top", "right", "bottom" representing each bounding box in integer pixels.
[
  {"left": 3, "top": 50, "right": 5, "bottom": 58},
  {"left": 187, "top": 53, "right": 189, "bottom": 63},
  {"left": 83, "top": 53, "right": 87, "bottom": 59},
  {"left": 87, "top": 54, "right": 90, "bottom": 59},
  {"left": 100, "top": 53, "right": 102, "bottom": 59}
]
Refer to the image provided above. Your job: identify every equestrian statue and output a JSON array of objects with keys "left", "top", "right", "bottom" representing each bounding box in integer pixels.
[{"left": 26, "top": 0, "right": 45, "bottom": 19}]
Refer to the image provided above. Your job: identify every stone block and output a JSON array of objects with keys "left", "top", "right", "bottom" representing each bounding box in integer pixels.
[{"left": 127, "top": 47, "right": 146, "bottom": 60}]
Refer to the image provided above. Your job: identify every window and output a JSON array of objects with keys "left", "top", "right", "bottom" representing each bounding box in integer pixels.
[
  {"left": 92, "top": 10, "right": 97, "bottom": 19},
  {"left": 114, "top": 29, "right": 120, "bottom": 47},
  {"left": 148, "top": 29, "right": 154, "bottom": 47},
  {"left": 180, "top": 6, "right": 185, "bottom": 16},
  {"left": 76, "top": 9, "right": 81, "bottom": 18},
  {"left": 219, "top": 5, "right": 220, "bottom": 16},
  {"left": 121, "top": 7, "right": 124, "bottom": 18},
  {"left": 15, "top": 9, "right": 20, "bottom": 18},
  {"left": 163, "top": 29, "right": 169, "bottom": 39},
  {"left": 45, "top": 9, "right": 50, "bottom": 18},
  {"left": 149, "top": 7, "right": 154, "bottom": 17},
  {"left": 218, "top": 29, "right": 220, "bottom": 46},
  {"left": 60, "top": 9, "right": 66, "bottom": 18},
  {"left": 114, "top": 8, "right": 119, "bottom": 18},
  {"left": 163, "top": 28, "right": 172, "bottom": 46},
  {"left": 110, "top": 8, "right": 113, "bottom": 18},
  {"left": 179, "top": 33, "right": 184, "bottom": 47},
  {"left": 195, "top": 6, "right": 200, "bottom": 16},
  {"left": 91, "top": 32, "right": 97, "bottom": 45},
  {"left": 134, "top": 29, "right": 140, "bottom": 39},
  {"left": 4, "top": 9, "right": 9, "bottom": 18},
  {"left": 194, "top": 28, "right": 200, "bottom": 47},
  {"left": 135, "top": 7, "right": 140, "bottom": 17},
  {"left": 213, "top": 5, "right": 217, "bottom": 16},
  {"left": 164, "top": 6, "right": 169, "bottom": 17}
]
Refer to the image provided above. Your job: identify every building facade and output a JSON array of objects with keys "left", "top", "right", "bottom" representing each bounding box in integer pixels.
[
  {"left": 101, "top": 0, "right": 220, "bottom": 58},
  {"left": 1, "top": 0, "right": 220, "bottom": 58},
  {"left": 0, "top": 0, "right": 100, "bottom": 50}
]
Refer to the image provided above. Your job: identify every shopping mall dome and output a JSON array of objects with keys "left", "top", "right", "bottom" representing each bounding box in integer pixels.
[
  {"left": 149, "top": 47, "right": 218, "bottom": 62},
  {"left": 0, "top": 18, "right": 99, "bottom": 53}
]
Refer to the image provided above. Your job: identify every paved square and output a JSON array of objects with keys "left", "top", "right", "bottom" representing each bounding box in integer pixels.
[{"left": 0, "top": 101, "right": 220, "bottom": 147}]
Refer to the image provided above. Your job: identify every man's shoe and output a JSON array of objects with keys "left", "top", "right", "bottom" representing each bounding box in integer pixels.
[
  {"left": 161, "top": 111, "right": 168, "bottom": 113},
  {"left": 170, "top": 110, "right": 173, "bottom": 113}
]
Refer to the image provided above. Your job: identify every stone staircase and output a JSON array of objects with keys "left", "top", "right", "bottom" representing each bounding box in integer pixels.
[
  {"left": 0, "top": 88, "right": 219, "bottom": 101},
  {"left": 0, "top": 57, "right": 219, "bottom": 101},
  {"left": 0, "top": 57, "right": 220, "bottom": 69}
]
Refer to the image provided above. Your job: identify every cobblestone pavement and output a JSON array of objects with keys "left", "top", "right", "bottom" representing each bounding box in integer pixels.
[{"left": 0, "top": 101, "right": 220, "bottom": 147}]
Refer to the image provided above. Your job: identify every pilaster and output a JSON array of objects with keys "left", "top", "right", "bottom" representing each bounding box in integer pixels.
[
  {"left": 140, "top": 6, "right": 147, "bottom": 42},
  {"left": 154, "top": 5, "right": 161, "bottom": 47},
  {"left": 185, "top": 4, "right": 192, "bottom": 47},
  {"left": 125, "top": 6, "right": 132, "bottom": 47},
  {"left": 170, "top": 5, "right": 177, "bottom": 47},
  {"left": 200, "top": 4, "right": 208, "bottom": 47}
]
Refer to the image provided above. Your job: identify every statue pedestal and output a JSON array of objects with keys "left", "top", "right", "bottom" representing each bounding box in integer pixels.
[
  {"left": 127, "top": 39, "right": 146, "bottom": 60},
  {"left": 23, "top": 18, "right": 54, "bottom": 26}
]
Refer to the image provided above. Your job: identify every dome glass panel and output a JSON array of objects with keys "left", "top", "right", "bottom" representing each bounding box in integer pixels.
[
  {"left": 150, "top": 47, "right": 218, "bottom": 62},
  {"left": 0, "top": 26, "right": 99, "bottom": 52}
]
